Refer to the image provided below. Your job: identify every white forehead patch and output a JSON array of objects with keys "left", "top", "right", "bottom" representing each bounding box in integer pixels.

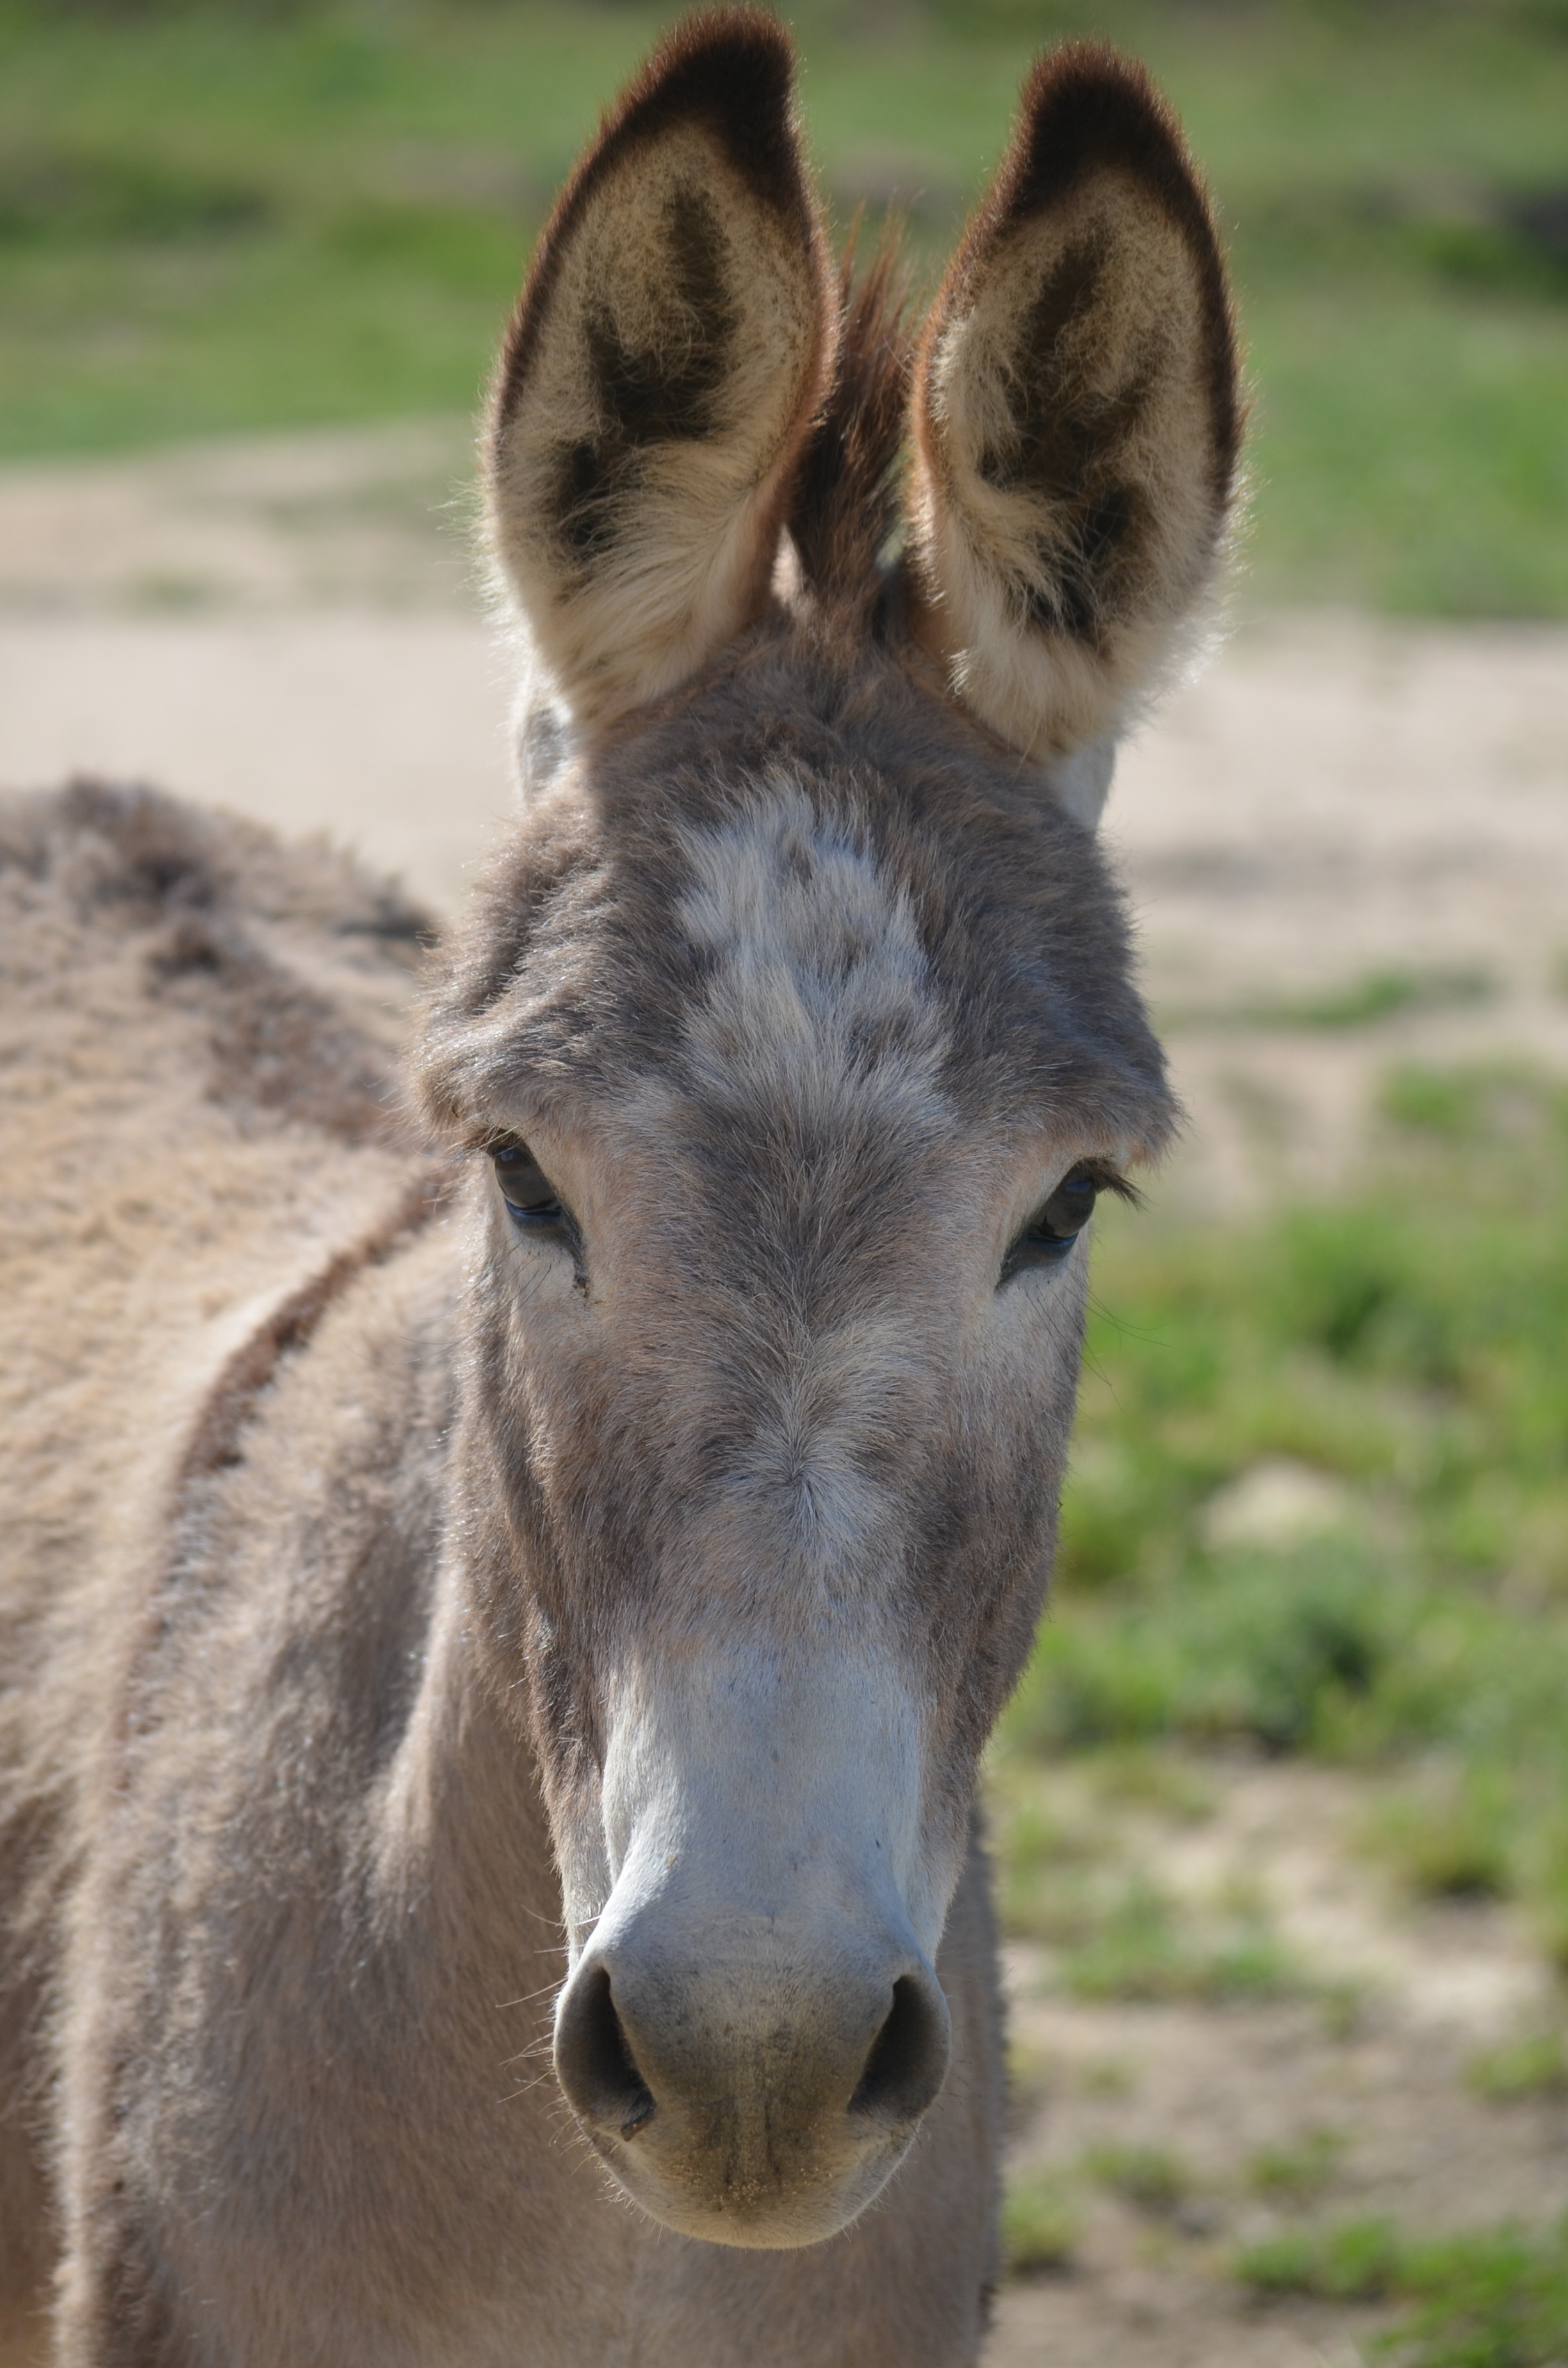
[{"left": 674, "top": 780, "right": 950, "bottom": 1127}]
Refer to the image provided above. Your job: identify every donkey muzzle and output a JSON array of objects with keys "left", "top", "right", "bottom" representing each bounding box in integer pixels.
[{"left": 553, "top": 1920, "right": 952, "bottom": 2247}]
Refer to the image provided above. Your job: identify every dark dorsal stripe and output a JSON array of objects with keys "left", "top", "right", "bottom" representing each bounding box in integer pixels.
[{"left": 173, "top": 1169, "right": 450, "bottom": 1497}]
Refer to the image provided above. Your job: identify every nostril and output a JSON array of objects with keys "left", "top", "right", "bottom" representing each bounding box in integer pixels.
[
  {"left": 555, "top": 1964, "right": 656, "bottom": 2140},
  {"left": 849, "top": 1970, "right": 952, "bottom": 2128}
]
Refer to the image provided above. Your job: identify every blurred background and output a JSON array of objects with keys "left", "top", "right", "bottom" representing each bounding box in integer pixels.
[
  {"left": 1, "top": 4, "right": 1565, "bottom": 2363},
  {"left": 3, "top": 0, "right": 1567, "bottom": 604}
]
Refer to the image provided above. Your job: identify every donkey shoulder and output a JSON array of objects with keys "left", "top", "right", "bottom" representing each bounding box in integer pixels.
[{"left": 0, "top": 780, "right": 434, "bottom": 2313}]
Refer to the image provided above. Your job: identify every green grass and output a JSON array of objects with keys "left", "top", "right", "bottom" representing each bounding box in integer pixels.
[
  {"left": 1246, "top": 2124, "right": 1348, "bottom": 2204},
  {"left": 990, "top": 1754, "right": 1341, "bottom": 2005},
  {"left": 997, "top": 1064, "right": 1568, "bottom": 1964},
  {"left": 1062, "top": 1875, "right": 1305, "bottom": 2004},
  {"left": 990, "top": 1755, "right": 1314, "bottom": 2000},
  {"left": 1235, "top": 2216, "right": 1568, "bottom": 2367},
  {"left": 1468, "top": 2028, "right": 1568, "bottom": 2103},
  {"left": 1232, "top": 966, "right": 1498, "bottom": 1032},
  {"left": 1083, "top": 2140, "right": 1193, "bottom": 2216},
  {"left": 3, "top": 1, "right": 1568, "bottom": 613},
  {"left": 1002, "top": 2167, "right": 1082, "bottom": 2276}
]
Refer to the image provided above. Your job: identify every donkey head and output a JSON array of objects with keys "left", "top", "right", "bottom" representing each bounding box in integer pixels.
[{"left": 419, "top": 10, "right": 1237, "bottom": 2250}]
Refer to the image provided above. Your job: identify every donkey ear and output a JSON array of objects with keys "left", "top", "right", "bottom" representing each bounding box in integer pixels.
[
  {"left": 486, "top": 12, "right": 833, "bottom": 727},
  {"left": 905, "top": 44, "right": 1241, "bottom": 823}
]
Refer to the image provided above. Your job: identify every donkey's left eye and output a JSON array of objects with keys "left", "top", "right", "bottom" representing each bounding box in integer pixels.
[
  {"left": 489, "top": 1140, "right": 576, "bottom": 1244},
  {"left": 1000, "top": 1165, "right": 1105, "bottom": 1285}
]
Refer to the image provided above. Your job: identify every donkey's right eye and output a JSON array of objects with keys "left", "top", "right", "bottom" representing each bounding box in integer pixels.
[{"left": 489, "top": 1140, "right": 576, "bottom": 1246}]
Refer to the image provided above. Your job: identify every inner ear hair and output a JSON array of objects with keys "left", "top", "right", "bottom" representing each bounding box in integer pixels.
[
  {"left": 486, "top": 10, "right": 835, "bottom": 728},
  {"left": 904, "top": 42, "right": 1241, "bottom": 807}
]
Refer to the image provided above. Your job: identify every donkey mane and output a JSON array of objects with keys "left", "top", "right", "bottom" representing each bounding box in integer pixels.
[{"left": 787, "top": 237, "right": 913, "bottom": 613}]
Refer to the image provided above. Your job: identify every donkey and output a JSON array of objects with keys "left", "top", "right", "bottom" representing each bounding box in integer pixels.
[{"left": 0, "top": 12, "right": 1237, "bottom": 2362}]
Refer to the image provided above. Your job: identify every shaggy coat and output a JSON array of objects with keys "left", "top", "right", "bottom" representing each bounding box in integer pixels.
[{"left": 0, "top": 13, "right": 1237, "bottom": 2362}]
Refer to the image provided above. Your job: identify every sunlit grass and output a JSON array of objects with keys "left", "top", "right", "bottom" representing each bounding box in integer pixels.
[
  {"left": 1467, "top": 2027, "right": 1568, "bottom": 2103},
  {"left": 1235, "top": 2214, "right": 1568, "bottom": 2367},
  {"left": 1245, "top": 2124, "right": 1348, "bottom": 2205},
  {"left": 1082, "top": 2140, "right": 1193, "bottom": 2216},
  {"left": 999, "top": 1064, "right": 1568, "bottom": 1962},
  {"left": 1001, "top": 2167, "right": 1082, "bottom": 2277},
  {"left": 1218, "top": 965, "right": 1498, "bottom": 1032}
]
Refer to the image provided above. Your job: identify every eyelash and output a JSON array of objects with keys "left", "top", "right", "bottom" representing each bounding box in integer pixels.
[
  {"left": 471, "top": 1135, "right": 1131, "bottom": 1294},
  {"left": 484, "top": 1136, "right": 581, "bottom": 1259},
  {"left": 999, "top": 1161, "right": 1134, "bottom": 1286}
]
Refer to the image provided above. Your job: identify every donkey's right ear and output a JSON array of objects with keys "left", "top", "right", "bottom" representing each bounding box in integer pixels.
[{"left": 486, "top": 11, "right": 833, "bottom": 728}]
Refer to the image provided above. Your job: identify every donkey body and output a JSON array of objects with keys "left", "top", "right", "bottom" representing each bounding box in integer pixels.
[{"left": 0, "top": 17, "right": 1237, "bottom": 2363}]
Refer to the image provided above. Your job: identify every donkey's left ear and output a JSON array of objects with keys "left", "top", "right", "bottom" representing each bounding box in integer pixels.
[
  {"left": 905, "top": 45, "right": 1241, "bottom": 824},
  {"left": 487, "top": 11, "right": 833, "bottom": 727}
]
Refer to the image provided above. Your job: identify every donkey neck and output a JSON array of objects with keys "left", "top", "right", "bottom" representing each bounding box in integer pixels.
[
  {"left": 379, "top": 1527, "right": 563, "bottom": 1977},
  {"left": 171, "top": 1208, "right": 567, "bottom": 2024}
]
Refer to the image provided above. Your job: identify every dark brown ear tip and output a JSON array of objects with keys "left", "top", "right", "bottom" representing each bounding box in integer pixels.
[
  {"left": 1018, "top": 38, "right": 1167, "bottom": 120},
  {"left": 994, "top": 37, "right": 1241, "bottom": 491},
  {"left": 492, "top": 6, "right": 817, "bottom": 436},
  {"left": 659, "top": 6, "right": 796, "bottom": 70},
  {"left": 1004, "top": 39, "right": 1211, "bottom": 231},
  {"left": 633, "top": 7, "right": 797, "bottom": 115},
  {"left": 616, "top": 8, "right": 803, "bottom": 203}
]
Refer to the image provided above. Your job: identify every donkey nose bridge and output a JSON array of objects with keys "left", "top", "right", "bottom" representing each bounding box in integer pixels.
[{"left": 553, "top": 1914, "right": 952, "bottom": 2148}]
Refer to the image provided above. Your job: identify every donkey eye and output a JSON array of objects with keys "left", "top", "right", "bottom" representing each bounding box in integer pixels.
[
  {"left": 489, "top": 1139, "right": 576, "bottom": 1245},
  {"left": 1000, "top": 1165, "right": 1105, "bottom": 1285}
]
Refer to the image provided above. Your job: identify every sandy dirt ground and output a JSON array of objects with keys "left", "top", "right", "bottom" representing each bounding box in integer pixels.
[
  {"left": 984, "top": 1757, "right": 1568, "bottom": 2366},
  {"left": 2, "top": 424, "right": 1566, "bottom": 2364}
]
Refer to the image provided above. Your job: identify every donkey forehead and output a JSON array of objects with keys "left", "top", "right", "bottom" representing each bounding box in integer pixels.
[
  {"left": 432, "top": 670, "right": 1173, "bottom": 1172},
  {"left": 671, "top": 783, "right": 947, "bottom": 1135}
]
